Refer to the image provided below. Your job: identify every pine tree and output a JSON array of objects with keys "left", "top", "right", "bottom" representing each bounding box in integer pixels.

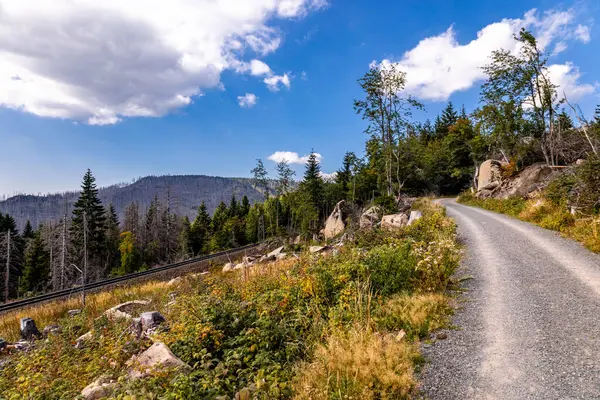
[
  {"left": 436, "top": 102, "right": 459, "bottom": 138},
  {"left": 70, "top": 169, "right": 106, "bottom": 283},
  {"left": 178, "top": 217, "right": 193, "bottom": 260},
  {"left": 301, "top": 150, "right": 325, "bottom": 214},
  {"left": 228, "top": 194, "right": 239, "bottom": 217},
  {"left": 19, "top": 231, "right": 50, "bottom": 294},
  {"left": 240, "top": 196, "right": 251, "bottom": 217},
  {"left": 22, "top": 221, "right": 34, "bottom": 240},
  {"left": 190, "top": 202, "right": 212, "bottom": 255}
]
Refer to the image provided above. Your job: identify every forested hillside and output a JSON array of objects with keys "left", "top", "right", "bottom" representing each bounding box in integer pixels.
[{"left": 0, "top": 175, "right": 268, "bottom": 230}]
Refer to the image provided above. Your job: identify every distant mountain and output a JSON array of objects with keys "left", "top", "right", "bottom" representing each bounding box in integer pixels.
[{"left": 0, "top": 175, "right": 270, "bottom": 231}]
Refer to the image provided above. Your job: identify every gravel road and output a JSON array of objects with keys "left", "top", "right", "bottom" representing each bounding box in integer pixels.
[{"left": 419, "top": 199, "right": 600, "bottom": 400}]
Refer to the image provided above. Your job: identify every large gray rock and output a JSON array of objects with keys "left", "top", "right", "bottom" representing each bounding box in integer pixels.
[
  {"left": 128, "top": 342, "right": 190, "bottom": 380},
  {"left": 81, "top": 376, "right": 119, "bottom": 400},
  {"left": 323, "top": 200, "right": 347, "bottom": 239},
  {"left": 381, "top": 213, "right": 409, "bottom": 230},
  {"left": 222, "top": 262, "right": 234, "bottom": 273},
  {"left": 75, "top": 331, "right": 93, "bottom": 349},
  {"left": 267, "top": 246, "right": 285, "bottom": 258},
  {"left": 20, "top": 318, "right": 41, "bottom": 341},
  {"left": 105, "top": 300, "right": 150, "bottom": 321},
  {"left": 407, "top": 210, "right": 423, "bottom": 226},
  {"left": 359, "top": 206, "right": 383, "bottom": 229},
  {"left": 477, "top": 160, "right": 503, "bottom": 190},
  {"left": 140, "top": 312, "right": 166, "bottom": 332},
  {"left": 496, "top": 163, "right": 554, "bottom": 199}
]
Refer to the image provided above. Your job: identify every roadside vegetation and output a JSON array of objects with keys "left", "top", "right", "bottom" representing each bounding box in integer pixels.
[
  {"left": 0, "top": 200, "right": 460, "bottom": 399},
  {"left": 458, "top": 156, "right": 600, "bottom": 253}
]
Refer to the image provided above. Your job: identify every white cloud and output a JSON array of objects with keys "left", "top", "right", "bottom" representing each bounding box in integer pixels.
[
  {"left": 547, "top": 62, "right": 597, "bottom": 101},
  {"left": 320, "top": 171, "right": 337, "bottom": 182},
  {"left": 301, "top": 71, "right": 308, "bottom": 80},
  {"left": 575, "top": 24, "right": 591, "bottom": 43},
  {"left": 237, "top": 93, "right": 258, "bottom": 108},
  {"left": 268, "top": 151, "right": 323, "bottom": 164},
  {"left": 250, "top": 60, "right": 272, "bottom": 76},
  {"left": 0, "top": 0, "right": 325, "bottom": 124},
  {"left": 552, "top": 41, "right": 568, "bottom": 56},
  {"left": 376, "top": 8, "right": 593, "bottom": 102},
  {"left": 264, "top": 73, "right": 292, "bottom": 91}
]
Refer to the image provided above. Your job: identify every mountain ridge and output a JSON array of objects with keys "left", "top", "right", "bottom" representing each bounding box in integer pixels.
[{"left": 0, "top": 174, "right": 268, "bottom": 231}]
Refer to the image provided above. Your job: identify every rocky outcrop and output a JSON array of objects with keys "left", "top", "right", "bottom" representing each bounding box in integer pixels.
[
  {"left": 359, "top": 206, "right": 383, "bottom": 229},
  {"left": 381, "top": 213, "right": 409, "bottom": 230},
  {"left": 477, "top": 160, "right": 503, "bottom": 190},
  {"left": 496, "top": 163, "right": 554, "bottom": 199},
  {"left": 407, "top": 210, "right": 423, "bottom": 226},
  {"left": 475, "top": 161, "right": 556, "bottom": 200},
  {"left": 81, "top": 376, "right": 119, "bottom": 400},
  {"left": 128, "top": 342, "right": 190, "bottom": 380},
  {"left": 323, "top": 200, "right": 347, "bottom": 239}
]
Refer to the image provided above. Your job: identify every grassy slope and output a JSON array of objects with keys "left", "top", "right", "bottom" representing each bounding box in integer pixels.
[
  {"left": 0, "top": 200, "right": 460, "bottom": 399},
  {"left": 458, "top": 192, "right": 600, "bottom": 253}
]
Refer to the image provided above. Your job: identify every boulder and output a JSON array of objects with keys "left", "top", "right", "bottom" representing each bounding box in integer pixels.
[
  {"left": 407, "top": 210, "right": 423, "bottom": 226},
  {"left": 75, "top": 331, "right": 93, "bottom": 349},
  {"left": 477, "top": 160, "right": 503, "bottom": 190},
  {"left": 81, "top": 376, "right": 119, "bottom": 400},
  {"left": 381, "top": 213, "right": 409, "bottom": 230},
  {"left": 20, "top": 318, "right": 41, "bottom": 341},
  {"left": 396, "top": 196, "right": 416, "bottom": 213},
  {"left": 67, "top": 309, "right": 82, "bottom": 317},
  {"left": 222, "top": 262, "right": 234, "bottom": 273},
  {"left": 233, "top": 263, "right": 245, "bottom": 271},
  {"left": 167, "top": 277, "right": 183, "bottom": 286},
  {"left": 359, "top": 206, "right": 383, "bottom": 229},
  {"left": 105, "top": 300, "right": 150, "bottom": 321},
  {"left": 267, "top": 246, "right": 285, "bottom": 258},
  {"left": 140, "top": 312, "right": 166, "bottom": 332},
  {"left": 43, "top": 324, "right": 61, "bottom": 337},
  {"left": 293, "top": 235, "right": 302, "bottom": 245},
  {"left": 128, "top": 342, "right": 190, "bottom": 380},
  {"left": 496, "top": 163, "right": 554, "bottom": 199},
  {"left": 323, "top": 200, "right": 347, "bottom": 239}
]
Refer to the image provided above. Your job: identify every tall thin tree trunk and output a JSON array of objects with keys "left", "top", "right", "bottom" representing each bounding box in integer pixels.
[{"left": 4, "top": 229, "right": 10, "bottom": 302}]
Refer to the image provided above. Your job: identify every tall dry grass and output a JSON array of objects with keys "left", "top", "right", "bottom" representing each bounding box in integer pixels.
[{"left": 0, "top": 280, "right": 175, "bottom": 342}]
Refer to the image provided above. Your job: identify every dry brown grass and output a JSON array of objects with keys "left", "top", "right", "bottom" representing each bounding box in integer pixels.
[
  {"left": 293, "top": 326, "right": 418, "bottom": 400},
  {"left": 0, "top": 280, "right": 175, "bottom": 342}
]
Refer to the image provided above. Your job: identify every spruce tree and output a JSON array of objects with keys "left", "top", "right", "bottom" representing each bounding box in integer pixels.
[
  {"left": 436, "top": 102, "right": 459, "bottom": 137},
  {"left": 240, "top": 196, "right": 251, "bottom": 217},
  {"left": 19, "top": 231, "right": 50, "bottom": 294},
  {"left": 228, "top": 194, "right": 239, "bottom": 217},
  {"left": 178, "top": 217, "right": 193, "bottom": 259},
  {"left": 22, "top": 221, "right": 34, "bottom": 240},
  {"left": 301, "top": 150, "right": 325, "bottom": 214},
  {"left": 190, "top": 202, "right": 212, "bottom": 255},
  {"left": 70, "top": 169, "right": 106, "bottom": 282}
]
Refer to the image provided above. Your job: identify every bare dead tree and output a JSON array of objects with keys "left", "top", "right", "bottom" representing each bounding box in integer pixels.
[{"left": 564, "top": 93, "right": 598, "bottom": 156}]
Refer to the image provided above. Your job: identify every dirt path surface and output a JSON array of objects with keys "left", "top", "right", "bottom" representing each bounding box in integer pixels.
[{"left": 420, "top": 199, "right": 600, "bottom": 399}]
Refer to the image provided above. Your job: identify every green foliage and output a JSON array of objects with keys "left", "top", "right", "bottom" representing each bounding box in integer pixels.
[
  {"left": 118, "top": 231, "right": 141, "bottom": 275},
  {"left": 0, "top": 201, "right": 460, "bottom": 399},
  {"left": 19, "top": 232, "right": 50, "bottom": 294},
  {"left": 373, "top": 195, "right": 397, "bottom": 214}
]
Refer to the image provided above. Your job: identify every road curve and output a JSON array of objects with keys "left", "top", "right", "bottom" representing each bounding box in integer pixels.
[{"left": 420, "top": 199, "right": 600, "bottom": 400}]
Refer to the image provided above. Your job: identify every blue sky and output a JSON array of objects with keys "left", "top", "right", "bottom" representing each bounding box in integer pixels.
[{"left": 0, "top": 0, "right": 598, "bottom": 195}]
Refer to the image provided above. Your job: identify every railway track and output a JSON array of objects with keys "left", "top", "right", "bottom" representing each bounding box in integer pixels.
[{"left": 0, "top": 243, "right": 261, "bottom": 314}]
